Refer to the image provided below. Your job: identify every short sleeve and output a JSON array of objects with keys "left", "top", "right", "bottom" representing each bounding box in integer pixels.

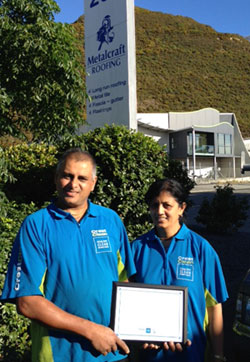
[
  {"left": 201, "top": 241, "right": 228, "bottom": 306},
  {"left": 115, "top": 216, "right": 136, "bottom": 281},
  {"left": 1, "top": 215, "right": 47, "bottom": 302}
]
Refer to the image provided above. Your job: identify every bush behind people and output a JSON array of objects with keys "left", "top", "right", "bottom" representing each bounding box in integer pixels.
[{"left": 196, "top": 183, "right": 249, "bottom": 233}]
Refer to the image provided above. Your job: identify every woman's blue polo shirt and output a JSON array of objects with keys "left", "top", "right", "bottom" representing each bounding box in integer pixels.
[
  {"left": 131, "top": 224, "right": 228, "bottom": 362},
  {"left": 1, "top": 202, "right": 136, "bottom": 362}
]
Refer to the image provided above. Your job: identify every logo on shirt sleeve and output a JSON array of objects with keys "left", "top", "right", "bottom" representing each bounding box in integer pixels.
[
  {"left": 176, "top": 256, "right": 194, "bottom": 282},
  {"left": 15, "top": 249, "right": 23, "bottom": 291},
  {"left": 91, "top": 229, "right": 112, "bottom": 253}
]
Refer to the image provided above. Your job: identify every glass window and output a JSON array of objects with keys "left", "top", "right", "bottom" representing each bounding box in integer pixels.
[
  {"left": 218, "top": 134, "right": 224, "bottom": 154},
  {"left": 171, "top": 136, "right": 174, "bottom": 150},
  {"left": 196, "top": 133, "right": 208, "bottom": 153},
  {"left": 187, "top": 132, "right": 214, "bottom": 154},
  {"left": 225, "top": 134, "right": 232, "bottom": 154},
  {"left": 217, "top": 133, "right": 232, "bottom": 155},
  {"left": 187, "top": 133, "right": 192, "bottom": 154}
]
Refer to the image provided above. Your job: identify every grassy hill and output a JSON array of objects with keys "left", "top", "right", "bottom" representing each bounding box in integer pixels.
[{"left": 72, "top": 7, "right": 250, "bottom": 137}]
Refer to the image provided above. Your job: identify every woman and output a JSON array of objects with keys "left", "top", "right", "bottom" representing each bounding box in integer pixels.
[{"left": 131, "top": 179, "right": 228, "bottom": 362}]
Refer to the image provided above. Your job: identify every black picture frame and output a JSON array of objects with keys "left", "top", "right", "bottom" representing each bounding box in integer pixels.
[{"left": 110, "top": 282, "right": 188, "bottom": 343}]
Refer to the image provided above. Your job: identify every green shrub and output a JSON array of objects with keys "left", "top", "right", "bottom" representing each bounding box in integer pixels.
[
  {"left": 163, "top": 158, "right": 195, "bottom": 197},
  {"left": 83, "top": 126, "right": 169, "bottom": 238},
  {"left": 0, "top": 201, "right": 38, "bottom": 361},
  {"left": 0, "top": 147, "right": 16, "bottom": 185},
  {"left": 2, "top": 143, "right": 58, "bottom": 205},
  {"left": 196, "top": 183, "right": 249, "bottom": 233}
]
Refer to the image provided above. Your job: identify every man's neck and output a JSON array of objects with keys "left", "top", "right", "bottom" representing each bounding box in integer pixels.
[
  {"left": 56, "top": 201, "right": 88, "bottom": 223},
  {"left": 67, "top": 208, "right": 87, "bottom": 223}
]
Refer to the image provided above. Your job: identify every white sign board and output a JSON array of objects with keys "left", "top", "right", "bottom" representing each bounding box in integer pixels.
[
  {"left": 84, "top": 0, "right": 137, "bottom": 130},
  {"left": 111, "top": 282, "right": 188, "bottom": 343}
]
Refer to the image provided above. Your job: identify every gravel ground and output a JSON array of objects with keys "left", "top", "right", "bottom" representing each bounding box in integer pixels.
[{"left": 186, "top": 186, "right": 250, "bottom": 362}]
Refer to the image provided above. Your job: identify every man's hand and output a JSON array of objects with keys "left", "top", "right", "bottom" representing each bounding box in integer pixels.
[
  {"left": 17, "top": 296, "right": 130, "bottom": 357},
  {"left": 88, "top": 323, "right": 130, "bottom": 356}
]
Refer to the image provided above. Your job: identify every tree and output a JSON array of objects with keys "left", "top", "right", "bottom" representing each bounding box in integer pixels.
[{"left": 0, "top": 0, "right": 86, "bottom": 142}]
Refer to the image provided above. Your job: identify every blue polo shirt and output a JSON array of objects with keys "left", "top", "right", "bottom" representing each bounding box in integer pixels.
[
  {"left": 131, "top": 224, "right": 228, "bottom": 362},
  {"left": 1, "top": 202, "right": 136, "bottom": 362}
]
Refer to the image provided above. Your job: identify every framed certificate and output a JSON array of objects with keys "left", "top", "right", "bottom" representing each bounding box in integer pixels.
[{"left": 110, "top": 282, "right": 188, "bottom": 343}]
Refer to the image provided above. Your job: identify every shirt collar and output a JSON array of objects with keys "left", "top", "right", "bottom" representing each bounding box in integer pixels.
[
  {"left": 152, "top": 223, "right": 188, "bottom": 242},
  {"left": 172, "top": 223, "right": 189, "bottom": 241},
  {"left": 47, "top": 200, "right": 97, "bottom": 219}
]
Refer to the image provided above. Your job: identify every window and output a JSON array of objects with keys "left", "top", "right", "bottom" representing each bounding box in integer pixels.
[
  {"left": 225, "top": 134, "right": 232, "bottom": 154},
  {"left": 218, "top": 134, "right": 224, "bottom": 154},
  {"left": 171, "top": 137, "right": 175, "bottom": 150},
  {"left": 217, "top": 133, "right": 232, "bottom": 155},
  {"left": 187, "top": 132, "right": 214, "bottom": 155}
]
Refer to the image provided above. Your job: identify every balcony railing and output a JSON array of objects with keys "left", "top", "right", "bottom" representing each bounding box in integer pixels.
[{"left": 188, "top": 144, "right": 214, "bottom": 155}]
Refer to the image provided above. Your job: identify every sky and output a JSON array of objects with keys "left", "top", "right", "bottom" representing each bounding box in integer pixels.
[{"left": 54, "top": 0, "right": 250, "bottom": 37}]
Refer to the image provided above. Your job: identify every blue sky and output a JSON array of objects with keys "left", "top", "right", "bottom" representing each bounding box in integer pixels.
[{"left": 54, "top": 0, "right": 250, "bottom": 37}]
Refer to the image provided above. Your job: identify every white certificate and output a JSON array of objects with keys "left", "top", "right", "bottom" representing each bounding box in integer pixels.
[{"left": 110, "top": 282, "right": 188, "bottom": 343}]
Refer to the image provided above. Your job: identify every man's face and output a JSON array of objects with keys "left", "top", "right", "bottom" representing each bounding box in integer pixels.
[{"left": 55, "top": 157, "right": 97, "bottom": 211}]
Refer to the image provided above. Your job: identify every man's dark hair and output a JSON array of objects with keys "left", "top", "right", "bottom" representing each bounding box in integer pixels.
[{"left": 56, "top": 148, "right": 97, "bottom": 178}]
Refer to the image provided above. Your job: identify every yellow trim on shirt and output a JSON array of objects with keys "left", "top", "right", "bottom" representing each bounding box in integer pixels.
[
  {"left": 32, "top": 269, "right": 54, "bottom": 362},
  {"left": 204, "top": 288, "right": 218, "bottom": 362},
  {"left": 117, "top": 250, "right": 128, "bottom": 281}
]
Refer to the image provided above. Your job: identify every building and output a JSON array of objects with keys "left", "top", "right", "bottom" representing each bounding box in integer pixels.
[
  {"left": 243, "top": 138, "right": 250, "bottom": 156},
  {"left": 138, "top": 108, "right": 250, "bottom": 179}
]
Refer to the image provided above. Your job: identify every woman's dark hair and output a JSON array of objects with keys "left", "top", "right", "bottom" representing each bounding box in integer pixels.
[{"left": 145, "top": 178, "right": 187, "bottom": 206}]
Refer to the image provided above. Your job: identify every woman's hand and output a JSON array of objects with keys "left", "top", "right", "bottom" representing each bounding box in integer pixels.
[{"left": 142, "top": 339, "right": 191, "bottom": 352}]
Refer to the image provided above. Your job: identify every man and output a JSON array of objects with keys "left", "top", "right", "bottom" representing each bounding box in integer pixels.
[{"left": 1, "top": 148, "right": 136, "bottom": 362}]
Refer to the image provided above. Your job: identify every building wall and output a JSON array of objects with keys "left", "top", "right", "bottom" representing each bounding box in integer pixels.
[
  {"left": 230, "top": 114, "right": 250, "bottom": 162},
  {"left": 220, "top": 113, "right": 234, "bottom": 125},
  {"left": 217, "top": 157, "right": 236, "bottom": 178},
  {"left": 235, "top": 157, "right": 244, "bottom": 177},
  {"left": 188, "top": 157, "right": 214, "bottom": 169},
  {"left": 169, "top": 108, "right": 220, "bottom": 130},
  {"left": 138, "top": 125, "right": 169, "bottom": 149},
  {"left": 137, "top": 113, "right": 169, "bottom": 129},
  {"left": 169, "top": 131, "right": 187, "bottom": 158},
  {"left": 243, "top": 139, "right": 250, "bottom": 155}
]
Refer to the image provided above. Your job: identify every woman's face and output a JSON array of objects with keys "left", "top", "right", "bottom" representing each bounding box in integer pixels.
[{"left": 149, "top": 191, "right": 186, "bottom": 235}]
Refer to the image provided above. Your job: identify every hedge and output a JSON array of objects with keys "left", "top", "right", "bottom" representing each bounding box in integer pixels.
[{"left": 0, "top": 202, "right": 38, "bottom": 361}]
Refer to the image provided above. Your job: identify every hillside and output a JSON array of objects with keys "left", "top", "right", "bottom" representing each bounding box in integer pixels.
[{"left": 72, "top": 7, "right": 250, "bottom": 137}]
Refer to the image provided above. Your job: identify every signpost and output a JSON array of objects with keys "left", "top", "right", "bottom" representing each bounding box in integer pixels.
[{"left": 84, "top": 0, "right": 137, "bottom": 131}]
